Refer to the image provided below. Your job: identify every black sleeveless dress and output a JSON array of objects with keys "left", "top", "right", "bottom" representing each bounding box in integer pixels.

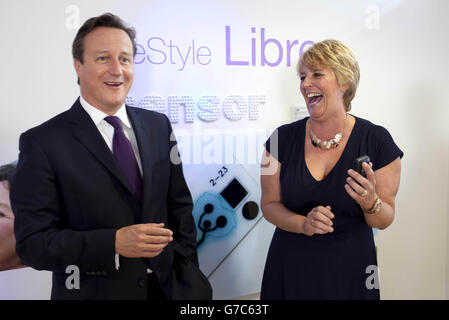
[{"left": 261, "top": 116, "right": 403, "bottom": 300}]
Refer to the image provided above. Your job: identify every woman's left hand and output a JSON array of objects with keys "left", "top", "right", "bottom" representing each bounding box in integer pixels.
[{"left": 345, "top": 162, "right": 377, "bottom": 211}]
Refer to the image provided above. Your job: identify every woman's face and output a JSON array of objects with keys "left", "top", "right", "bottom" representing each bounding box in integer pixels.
[
  {"left": 0, "top": 181, "right": 20, "bottom": 270},
  {"left": 299, "top": 64, "right": 347, "bottom": 120}
]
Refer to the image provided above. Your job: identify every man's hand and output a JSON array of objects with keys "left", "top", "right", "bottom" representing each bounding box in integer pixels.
[{"left": 115, "top": 223, "right": 173, "bottom": 258}]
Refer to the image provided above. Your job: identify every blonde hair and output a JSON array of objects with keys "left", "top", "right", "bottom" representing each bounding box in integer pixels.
[{"left": 297, "top": 39, "right": 360, "bottom": 112}]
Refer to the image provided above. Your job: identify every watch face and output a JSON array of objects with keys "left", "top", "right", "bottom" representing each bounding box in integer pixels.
[{"left": 220, "top": 178, "right": 248, "bottom": 209}]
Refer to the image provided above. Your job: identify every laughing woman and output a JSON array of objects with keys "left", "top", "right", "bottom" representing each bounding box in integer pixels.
[{"left": 260, "top": 40, "right": 403, "bottom": 299}]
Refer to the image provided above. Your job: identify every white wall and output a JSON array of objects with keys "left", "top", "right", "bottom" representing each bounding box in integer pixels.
[
  {"left": 349, "top": 0, "right": 449, "bottom": 299},
  {"left": 0, "top": 0, "right": 448, "bottom": 299}
]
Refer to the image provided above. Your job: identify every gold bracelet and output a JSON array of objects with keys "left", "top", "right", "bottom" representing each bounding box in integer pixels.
[{"left": 364, "top": 195, "right": 382, "bottom": 214}]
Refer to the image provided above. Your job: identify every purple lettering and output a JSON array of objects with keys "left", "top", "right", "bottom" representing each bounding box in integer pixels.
[
  {"left": 147, "top": 37, "right": 166, "bottom": 64},
  {"left": 134, "top": 44, "right": 145, "bottom": 64},
  {"left": 176, "top": 45, "right": 191, "bottom": 71},
  {"left": 286, "top": 40, "right": 299, "bottom": 67},
  {"left": 251, "top": 27, "right": 257, "bottom": 66},
  {"left": 225, "top": 26, "right": 249, "bottom": 66},
  {"left": 192, "top": 40, "right": 195, "bottom": 65},
  {"left": 197, "top": 46, "right": 212, "bottom": 65},
  {"left": 300, "top": 40, "right": 314, "bottom": 56},
  {"left": 261, "top": 28, "right": 283, "bottom": 67},
  {"left": 168, "top": 40, "right": 176, "bottom": 64}
]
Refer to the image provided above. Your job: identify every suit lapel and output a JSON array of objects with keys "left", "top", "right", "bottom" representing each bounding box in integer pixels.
[
  {"left": 68, "top": 99, "right": 134, "bottom": 196},
  {"left": 127, "top": 106, "right": 155, "bottom": 217}
]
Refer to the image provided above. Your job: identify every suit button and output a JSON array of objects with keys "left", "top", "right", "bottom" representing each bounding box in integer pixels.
[{"left": 138, "top": 277, "right": 147, "bottom": 287}]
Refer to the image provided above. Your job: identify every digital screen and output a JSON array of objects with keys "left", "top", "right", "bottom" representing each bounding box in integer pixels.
[{"left": 220, "top": 178, "right": 248, "bottom": 208}]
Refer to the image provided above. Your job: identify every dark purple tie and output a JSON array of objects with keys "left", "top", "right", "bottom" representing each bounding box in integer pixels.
[{"left": 104, "top": 116, "right": 143, "bottom": 205}]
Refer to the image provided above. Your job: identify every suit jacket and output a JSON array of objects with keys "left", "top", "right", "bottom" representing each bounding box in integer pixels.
[{"left": 11, "top": 98, "right": 212, "bottom": 300}]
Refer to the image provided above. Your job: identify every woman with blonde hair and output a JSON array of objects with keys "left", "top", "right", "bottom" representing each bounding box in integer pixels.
[{"left": 260, "top": 40, "right": 403, "bottom": 299}]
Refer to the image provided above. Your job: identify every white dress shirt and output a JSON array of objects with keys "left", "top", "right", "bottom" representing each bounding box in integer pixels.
[
  {"left": 79, "top": 96, "right": 142, "bottom": 174},
  {"left": 79, "top": 96, "right": 151, "bottom": 273}
]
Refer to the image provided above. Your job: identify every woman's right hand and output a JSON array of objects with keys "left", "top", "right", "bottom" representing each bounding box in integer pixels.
[{"left": 302, "top": 206, "right": 335, "bottom": 236}]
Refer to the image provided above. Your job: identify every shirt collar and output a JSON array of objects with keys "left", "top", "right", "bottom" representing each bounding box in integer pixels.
[{"left": 79, "top": 96, "right": 131, "bottom": 128}]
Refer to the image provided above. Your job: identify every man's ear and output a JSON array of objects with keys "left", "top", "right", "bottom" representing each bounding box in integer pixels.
[
  {"left": 73, "top": 58, "right": 82, "bottom": 78},
  {"left": 74, "top": 59, "right": 83, "bottom": 85}
]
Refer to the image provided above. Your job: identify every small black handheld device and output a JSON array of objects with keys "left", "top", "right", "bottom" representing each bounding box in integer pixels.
[{"left": 353, "top": 155, "right": 370, "bottom": 178}]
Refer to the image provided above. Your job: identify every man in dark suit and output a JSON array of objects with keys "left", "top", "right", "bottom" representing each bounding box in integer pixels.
[{"left": 10, "top": 13, "right": 211, "bottom": 300}]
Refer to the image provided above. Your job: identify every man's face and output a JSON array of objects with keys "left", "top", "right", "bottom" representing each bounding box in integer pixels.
[
  {"left": 0, "top": 181, "right": 20, "bottom": 270},
  {"left": 74, "top": 27, "right": 134, "bottom": 114}
]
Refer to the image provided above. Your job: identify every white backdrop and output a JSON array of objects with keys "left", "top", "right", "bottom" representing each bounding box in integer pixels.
[{"left": 1, "top": 0, "right": 448, "bottom": 300}]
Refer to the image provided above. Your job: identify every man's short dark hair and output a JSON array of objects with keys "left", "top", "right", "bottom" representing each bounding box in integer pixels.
[
  {"left": 72, "top": 12, "right": 137, "bottom": 64},
  {"left": 0, "top": 163, "right": 16, "bottom": 190}
]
